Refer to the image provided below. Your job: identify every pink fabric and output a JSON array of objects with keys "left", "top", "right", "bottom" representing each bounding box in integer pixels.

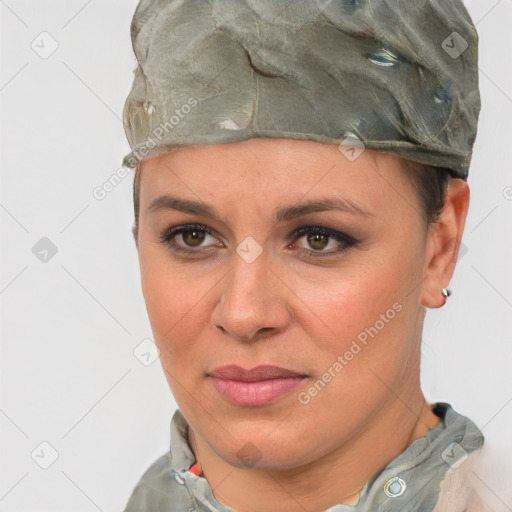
[{"left": 433, "top": 448, "right": 501, "bottom": 512}]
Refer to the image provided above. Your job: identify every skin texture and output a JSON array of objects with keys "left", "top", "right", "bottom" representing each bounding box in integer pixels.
[{"left": 134, "top": 138, "right": 470, "bottom": 512}]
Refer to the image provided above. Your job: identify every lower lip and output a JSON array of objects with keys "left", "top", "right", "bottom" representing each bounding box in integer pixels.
[{"left": 210, "top": 376, "right": 306, "bottom": 406}]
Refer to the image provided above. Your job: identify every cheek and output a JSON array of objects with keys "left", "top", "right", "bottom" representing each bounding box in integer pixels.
[
  {"left": 138, "top": 245, "right": 218, "bottom": 370},
  {"left": 298, "top": 256, "right": 410, "bottom": 337},
  {"left": 294, "top": 244, "right": 425, "bottom": 382}
]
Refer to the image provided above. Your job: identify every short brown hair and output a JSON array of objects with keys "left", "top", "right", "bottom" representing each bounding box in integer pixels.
[{"left": 401, "top": 160, "right": 454, "bottom": 226}]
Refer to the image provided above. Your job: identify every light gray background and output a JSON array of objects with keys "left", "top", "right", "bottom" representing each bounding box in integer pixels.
[{"left": 1, "top": 1, "right": 511, "bottom": 511}]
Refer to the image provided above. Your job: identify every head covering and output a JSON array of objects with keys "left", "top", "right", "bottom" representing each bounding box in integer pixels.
[{"left": 122, "top": 0, "right": 480, "bottom": 179}]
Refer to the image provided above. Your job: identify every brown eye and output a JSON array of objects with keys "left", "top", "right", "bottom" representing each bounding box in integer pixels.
[
  {"left": 292, "top": 226, "right": 356, "bottom": 257},
  {"left": 159, "top": 224, "right": 218, "bottom": 253},
  {"left": 181, "top": 229, "right": 206, "bottom": 247},
  {"left": 306, "top": 232, "right": 329, "bottom": 251}
]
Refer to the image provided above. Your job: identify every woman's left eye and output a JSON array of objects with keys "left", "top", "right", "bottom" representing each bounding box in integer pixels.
[
  {"left": 159, "top": 224, "right": 356, "bottom": 257},
  {"left": 290, "top": 226, "right": 356, "bottom": 257}
]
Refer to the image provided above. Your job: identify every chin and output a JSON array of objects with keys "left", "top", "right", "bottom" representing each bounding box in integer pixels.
[
  {"left": 177, "top": 390, "right": 340, "bottom": 469},
  {"left": 219, "top": 442, "right": 306, "bottom": 471},
  {"left": 208, "top": 418, "right": 321, "bottom": 471}
]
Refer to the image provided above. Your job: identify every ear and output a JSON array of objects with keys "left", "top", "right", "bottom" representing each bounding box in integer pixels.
[
  {"left": 132, "top": 224, "right": 139, "bottom": 250},
  {"left": 421, "top": 179, "right": 470, "bottom": 308}
]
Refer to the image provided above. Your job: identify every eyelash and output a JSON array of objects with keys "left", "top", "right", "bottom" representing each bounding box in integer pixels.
[{"left": 159, "top": 223, "right": 357, "bottom": 258}]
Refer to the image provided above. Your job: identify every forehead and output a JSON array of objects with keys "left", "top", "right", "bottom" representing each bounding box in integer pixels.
[{"left": 137, "top": 138, "right": 415, "bottom": 216}]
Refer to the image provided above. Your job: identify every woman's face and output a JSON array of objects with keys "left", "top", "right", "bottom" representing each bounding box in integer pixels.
[{"left": 136, "top": 138, "right": 433, "bottom": 470}]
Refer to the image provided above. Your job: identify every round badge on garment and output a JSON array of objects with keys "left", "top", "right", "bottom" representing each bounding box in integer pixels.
[{"left": 383, "top": 476, "right": 406, "bottom": 498}]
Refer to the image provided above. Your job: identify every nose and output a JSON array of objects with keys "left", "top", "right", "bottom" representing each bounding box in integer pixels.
[{"left": 211, "top": 248, "right": 292, "bottom": 343}]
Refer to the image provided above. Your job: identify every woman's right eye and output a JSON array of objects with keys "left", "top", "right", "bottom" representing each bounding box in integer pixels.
[{"left": 159, "top": 224, "right": 219, "bottom": 254}]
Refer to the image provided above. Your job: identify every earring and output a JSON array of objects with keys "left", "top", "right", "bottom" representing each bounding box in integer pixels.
[{"left": 441, "top": 287, "right": 451, "bottom": 306}]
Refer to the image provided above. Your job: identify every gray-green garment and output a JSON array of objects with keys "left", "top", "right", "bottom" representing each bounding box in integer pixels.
[{"left": 123, "top": 403, "right": 486, "bottom": 512}]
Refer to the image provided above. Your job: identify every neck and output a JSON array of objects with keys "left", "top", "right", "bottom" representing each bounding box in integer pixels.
[{"left": 187, "top": 394, "right": 441, "bottom": 512}]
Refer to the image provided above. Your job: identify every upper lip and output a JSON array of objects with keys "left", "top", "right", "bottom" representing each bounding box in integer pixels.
[{"left": 209, "top": 365, "right": 307, "bottom": 382}]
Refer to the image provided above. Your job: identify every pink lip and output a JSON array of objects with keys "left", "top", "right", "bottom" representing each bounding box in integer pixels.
[{"left": 209, "top": 365, "right": 308, "bottom": 407}]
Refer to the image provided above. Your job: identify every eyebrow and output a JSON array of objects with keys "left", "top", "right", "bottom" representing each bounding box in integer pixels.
[{"left": 147, "top": 195, "right": 375, "bottom": 222}]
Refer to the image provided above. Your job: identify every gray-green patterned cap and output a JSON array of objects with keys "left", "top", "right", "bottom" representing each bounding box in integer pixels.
[{"left": 122, "top": 0, "right": 480, "bottom": 179}]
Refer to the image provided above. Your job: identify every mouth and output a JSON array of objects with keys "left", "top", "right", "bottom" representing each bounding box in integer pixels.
[{"left": 208, "top": 365, "right": 308, "bottom": 407}]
